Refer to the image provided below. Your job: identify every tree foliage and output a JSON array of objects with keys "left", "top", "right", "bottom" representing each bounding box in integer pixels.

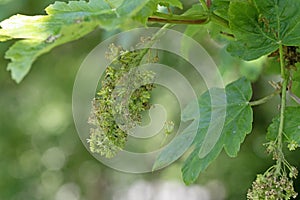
[{"left": 1, "top": 0, "right": 300, "bottom": 199}]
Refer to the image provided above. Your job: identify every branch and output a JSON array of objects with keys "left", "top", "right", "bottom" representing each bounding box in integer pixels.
[
  {"left": 249, "top": 90, "right": 281, "bottom": 106},
  {"left": 148, "top": 11, "right": 230, "bottom": 28},
  {"left": 206, "top": 0, "right": 212, "bottom": 8},
  {"left": 148, "top": 12, "right": 209, "bottom": 25},
  {"left": 148, "top": 17, "right": 208, "bottom": 25},
  {"left": 148, "top": 16, "right": 208, "bottom": 24},
  {"left": 276, "top": 44, "right": 288, "bottom": 173},
  {"left": 199, "top": 0, "right": 209, "bottom": 12}
]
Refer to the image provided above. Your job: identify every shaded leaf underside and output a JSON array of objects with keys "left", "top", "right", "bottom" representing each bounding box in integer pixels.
[{"left": 181, "top": 77, "right": 253, "bottom": 185}]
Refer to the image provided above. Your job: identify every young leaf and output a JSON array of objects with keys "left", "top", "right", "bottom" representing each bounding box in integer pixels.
[
  {"left": 227, "top": 0, "right": 300, "bottom": 60},
  {"left": 267, "top": 107, "right": 300, "bottom": 147},
  {"left": 182, "top": 77, "right": 253, "bottom": 184}
]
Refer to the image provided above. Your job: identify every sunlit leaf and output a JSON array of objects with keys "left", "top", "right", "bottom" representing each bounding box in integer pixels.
[{"left": 0, "top": 0, "right": 160, "bottom": 83}]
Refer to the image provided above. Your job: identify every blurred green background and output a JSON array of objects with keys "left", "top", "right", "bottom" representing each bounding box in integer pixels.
[{"left": 0, "top": 1, "right": 299, "bottom": 200}]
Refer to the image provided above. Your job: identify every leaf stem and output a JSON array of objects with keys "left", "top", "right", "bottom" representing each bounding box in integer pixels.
[
  {"left": 202, "top": 0, "right": 230, "bottom": 29},
  {"left": 148, "top": 12, "right": 209, "bottom": 25},
  {"left": 137, "top": 23, "right": 171, "bottom": 59},
  {"left": 249, "top": 90, "right": 281, "bottom": 106},
  {"left": 199, "top": 0, "right": 209, "bottom": 12},
  {"left": 206, "top": 0, "right": 211, "bottom": 8},
  {"left": 210, "top": 13, "right": 230, "bottom": 28},
  {"left": 276, "top": 44, "right": 287, "bottom": 173}
]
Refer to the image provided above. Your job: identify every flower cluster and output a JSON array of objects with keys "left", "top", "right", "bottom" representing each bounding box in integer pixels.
[
  {"left": 87, "top": 43, "right": 156, "bottom": 158},
  {"left": 247, "top": 169, "right": 298, "bottom": 200}
]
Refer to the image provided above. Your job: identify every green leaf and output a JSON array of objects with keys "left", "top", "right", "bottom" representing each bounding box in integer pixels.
[
  {"left": 291, "top": 81, "right": 300, "bottom": 101},
  {"left": 182, "top": 77, "right": 253, "bottom": 184},
  {"left": 153, "top": 120, "right": 198, "bottom": 170},
  {"left": 116, "top": 0, "right": 151, "bottom": 17},
  {"left": 128, "top": 0, "right": 157, "bottom": 25},
  {"left": 153, "top": 99, "right": 199, "bottom": 170},
  {"left": 291, "top": 65, "right": 300, "bottom": 99},
  {"left": 180, "top": 4, "right": 217, "bottom": 56},
  {"left": 159, "top": 0, "right": 183, "bottom": 9},
  {"left": 105, "top": 0, "right": 124, "bottom": 8},
  {"left": 210, "top": 0, "right": 230, "bottom": 20},
  {"left": 45, "top": 1, "right": 112, "bottom": 14},
  {"left": 182, "top": 135, "right": 224, "bottom": 185},
  {"left": 0, "top": 32, "right": 11, "bottom": 42},
  {"left": 6, "top": 40, "right": 53, "bottom": 83},
  {"left": 5, "top": 19, "right": 98, "bottom": 82},
  {"left": 267, "top": 107, "right": 300, "bottom": 146},
  {"left": 0, "top": 1, "right": 117, "bottom": 40},
  {"left": 227, "top": 0, "right": 300, "bottom": 60},
  {"left": 239, "top": 58, "right": 264, "bottom": 82},
  {"left": 182, "top": 3, "right": 206, "bottom": 19},
  {"left": 128, "top": 0, "right": 183, "bottom": 25},
  {"left": 182, "top": 4, "right": 230, "bottom": 44},
  {"left": 0, "top": 0, "right": 153, "bottom": 83}
]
